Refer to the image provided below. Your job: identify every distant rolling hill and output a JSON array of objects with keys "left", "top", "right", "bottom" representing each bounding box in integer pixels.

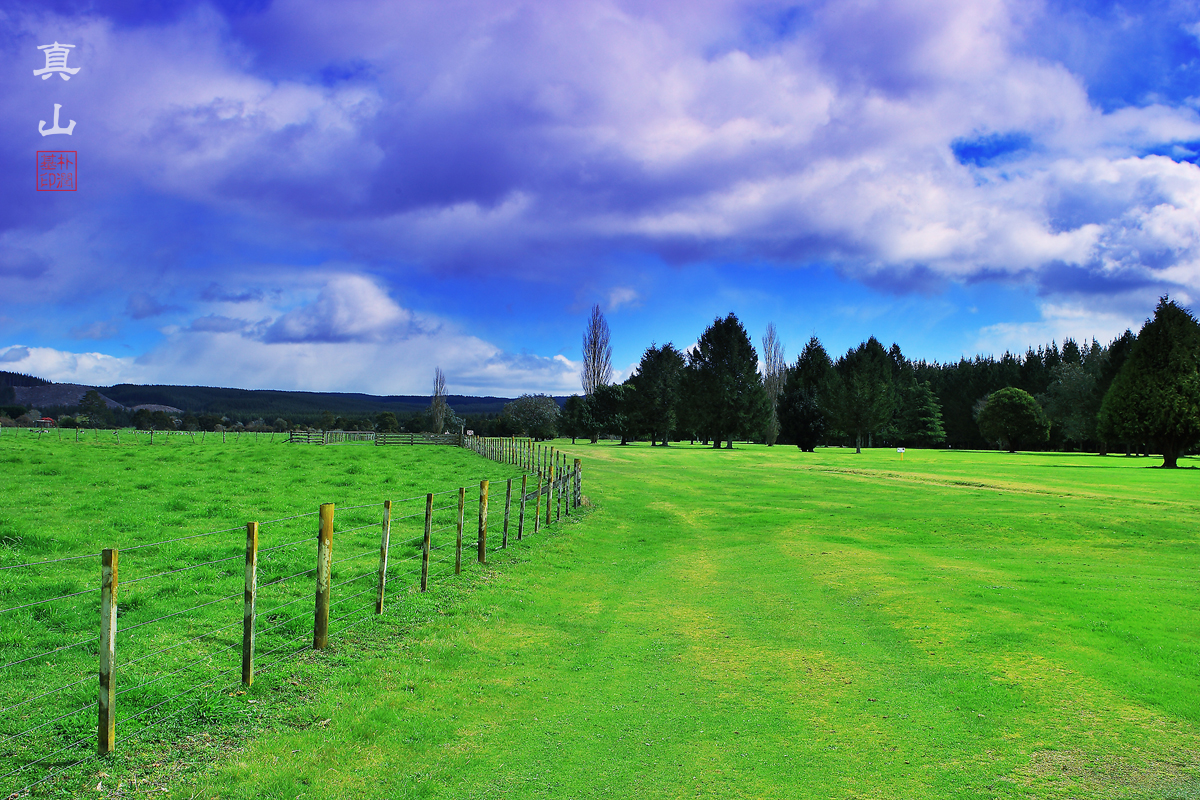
[
  {"left": 96, "top": 385, "right": 527, "bottom": 419},
  {"left": 3, "top": 371, "right": 570, "bottom": 421}
]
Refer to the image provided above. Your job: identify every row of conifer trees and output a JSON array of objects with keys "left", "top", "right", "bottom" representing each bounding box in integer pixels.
[{"left": 558, "top": 297, "right": 1200, "bottom": 466}]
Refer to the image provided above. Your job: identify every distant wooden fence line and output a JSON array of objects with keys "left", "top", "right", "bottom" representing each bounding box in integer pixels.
[
  {"left": 1, "top": 436, "right": 584, "bottom": 797},
  {"left": 288, "top": 430, "right": 465, "bottom": 446},
  {"left": 464, "top": 435, "right": 583, "bottom": 513},
  {"left": 1, "top": 427, "right": 280, "bottom": 444}
]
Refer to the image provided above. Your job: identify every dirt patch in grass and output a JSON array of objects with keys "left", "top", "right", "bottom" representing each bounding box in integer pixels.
[{"left": 1018, "top": 748, "right": 1200, "bottom": 799}]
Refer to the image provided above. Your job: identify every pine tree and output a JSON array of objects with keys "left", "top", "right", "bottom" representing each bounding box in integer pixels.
[
  {"left": 832, "top": 337, "right": 896, "bottom": 452},
  {"left": 900, "top": 380, "right": 945, "bottom": 446},
  {"left": 778, "top": 336, "right": 834, "bottom": 451},
  {"left": 630, "top": 343, "right": 686, "bottom": 446},
  {"left": 1098, "top": 297, "right": 1200, "bottom": 468},
  {"left": 689, "top": 313, "right": 770, "bottom": 448}
]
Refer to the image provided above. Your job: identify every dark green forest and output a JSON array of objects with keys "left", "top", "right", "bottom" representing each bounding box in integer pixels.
[{"left": 549, "top": 298, "right": 1200, "bottom": 466}]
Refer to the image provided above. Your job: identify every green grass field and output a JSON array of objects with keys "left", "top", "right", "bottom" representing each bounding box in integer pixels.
[
  {"left": 4, "top": 432, "right": 1199, "bottom": 798},
  {"left": 0, "top": 430, "right": 532, "bottom": 798}
]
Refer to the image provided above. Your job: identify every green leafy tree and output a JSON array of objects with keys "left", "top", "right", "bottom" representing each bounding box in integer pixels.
[
  {"left": 977, "top": 387, "right": 1050, "bottom": 452},
  {"left": 198, "top": 413, "right": 224, "bottom": 432},
  {"left": 559, "top": 395, "right": 586, "bottom": 444},
  {"left": 832, "top": 337, "right": 896, "bottom": 452},
  {"left": 375, "top": 412, "right": 400, "bottom": 433},
  {"left": 630, "top": 343, "right": 686, "bottom": 446},
  {"left": 1040, "top": 362, "right": 1098, "bottom": 449},
  {"left": 1098, "top": 297, "right": 1200, "bottom": 468},
  {"left": 898, "top": 380, "right": 946, "bottom": 447},
  {"left": 778, "top": 337, "right": 834, "bottom": 452},
  {"left": 689, "top": 313, "right": 770, "bottom": 448},
  {"left": 591, "top": 382, "right": 642, "bottom": 445},
  {"left": 79, "top": 390, "right": 111, "bottom": 429},
  {"left": 502, "top": 394, "right": 561, "bottom": 440}
]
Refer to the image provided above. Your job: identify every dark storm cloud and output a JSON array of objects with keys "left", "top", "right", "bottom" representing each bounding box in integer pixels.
[
  {"left": 125, "top": 293, "right": 182, "bottom": 320},
  {"left": 6, "top": 0, "right": 1200, "bottom": 390}
]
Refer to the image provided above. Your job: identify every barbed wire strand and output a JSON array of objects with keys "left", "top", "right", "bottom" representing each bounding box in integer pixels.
[
  {"left": 334, "top": 522, "right": 377, "bottom": 536},
  {"left": 330, "top": 571, "right": 375, "bottom": 591},
  {"left": 255, "top": 609, "right": 311, "bottom": 638},
  {"left": 117, "top": 645, "right": 235, "bottom": 699},
  {"left": 253, "top": 631, "right": 311, "bottom": 665},
  {"left": 0, "top": 699, "right": 92, "bottom": 747},
  {"left": 258, "top": 511, "right": 319, "bottom": 527},
  {"left": 258, "top": 536, "right": 311, "bottom": 555},
  {"left": 331, "top": 548, "right": 378, "bottom": 567},
  {"left": 2, "top": 635, "right": 98, "bottom": 671},
  {"left": 117, "top": 663, "right": 241, "bottom": 727},
  {"left": 1, "top": 586, "right": 93, "bottom": 615},
  {"left": 118, "top": 589, "right": 243, "bottom": 635},
  {"left": 123, "top": 525, "right": 245, "bottom": 552},
  {"left": 120, "top": 617, "right": 243, "bottom": 669},
  {"left": 328, "top": 586, "right": 376, "bottom": 612},
  {"left": 260, "top": 566, "right": 315, "bottom": 589},
  {"left": 9, "top": 748, "right": 99, "bottom": 799},
  {"left": 0, "top": 552, "right": 97, "bottom": 571},
  {"left": 122, "top": 552, "right": 243, "bottom": 586},
  {"left": 0, "top": 672, "right": 92, "bottom": 716},
  {"left": 0, "top": 731, "right": 93, "bottom": 783},
  {"left": 329, "top": 601, "right": 375, "bottom": 627},
  {"left": 259, "top": 593, "right": 310, "bottom": 619}
]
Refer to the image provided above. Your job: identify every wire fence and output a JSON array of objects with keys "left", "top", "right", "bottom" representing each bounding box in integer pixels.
[
  {"left": 0, "top": 435, "right": 583, "bottom": 798},
  {"left": 0, "top": 426, "right": 285, "bottom": 446}
]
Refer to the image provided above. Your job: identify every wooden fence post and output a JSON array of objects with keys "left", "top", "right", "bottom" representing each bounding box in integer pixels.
[
  {"left": 98, "top": 548, "right": 118, "bottom": 754},
  {"left": 478, "top": 480, "right": 489, "bottom": 563},
  {"left": 502, "top": 478, "right": 512, "bottom": 548},
  {"left": 455, "top": 487, "right": 465, "bottom": 575},
  {"left": 533, "top": 473, "right": 542, "bottom": 534},
  {"left": 517, "top": 474, "right": 527, "bottom": 540},
  {"left": 242, "top": 523, "right": 258, "bottom": 686},
  {"left": 546, "top": 463, "right": 554, "bottom": 527},
  {"left": 574, "top": 458, "right": 582, "bottom": 508},
  {"left": 314, "top": 503, "right": 334, "bottom": 650},
  {"left": 376, "top": 500, "right": 391, "bottom": 614},
  {"left": 421, "top": 494, "right": 432, "bottom": 591}
]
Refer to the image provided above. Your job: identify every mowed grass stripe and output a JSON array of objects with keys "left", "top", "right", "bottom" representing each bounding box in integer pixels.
[{"left": 183, "top": 442, "right": 1198, "bottom": 800}]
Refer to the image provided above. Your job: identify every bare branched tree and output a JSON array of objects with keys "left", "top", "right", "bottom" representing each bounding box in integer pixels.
[
  {"left": 430, "top": 367, "right": 448, "bottom": 433},
  {"left": 762, "top": 322, "right": 786, "bottom": 446},
  {"left": 581, "top": 304, "right": 613, "bottom": 395}
]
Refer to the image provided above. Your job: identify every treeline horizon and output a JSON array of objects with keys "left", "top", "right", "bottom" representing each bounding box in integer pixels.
[
  {"left": 532, "top": 297, "right": 1200, "bottom": 467},
  {"left": 3, "top": 294, "right": 1195, "bottom": 460},
  {"left": 0, "top": 334, "right": 1141, "bottom": 448}
]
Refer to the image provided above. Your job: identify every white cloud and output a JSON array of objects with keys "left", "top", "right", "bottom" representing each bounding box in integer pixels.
[
  {"left": 606, "top": 286, "right": 640, "bottom": 311},
  {"left": 263, "top": 275, "right": 411, "bottom": 343},
  {"left": 0, "top": 345, "right": 141, "bottom": 386},
  {"left": 973, "top": 301, "right": 1143, "bottom": 356},
  {"left": 0, "top": 274, "right": 578, "bottom": 396}
]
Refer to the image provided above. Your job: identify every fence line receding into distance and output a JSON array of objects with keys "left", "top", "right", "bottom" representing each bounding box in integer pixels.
[{"left": 0, "top": 433, "right": 581, "bottom": 798}]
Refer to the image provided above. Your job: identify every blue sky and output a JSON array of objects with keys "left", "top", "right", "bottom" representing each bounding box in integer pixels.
[{"left": 3, "top": 0, "right": 1200, "bottom": 395}]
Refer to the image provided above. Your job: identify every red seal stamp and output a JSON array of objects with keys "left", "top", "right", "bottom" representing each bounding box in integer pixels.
[{"left": 37, "top": 150, "right": 76, "bottom": 191}]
